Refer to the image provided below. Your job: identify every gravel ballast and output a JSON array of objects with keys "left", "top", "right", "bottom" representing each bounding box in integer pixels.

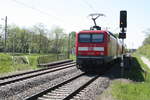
[
  {"left": 72, "top": 76, "right": 110, "bottom": 100},
  {"left": 0, "top": 66, "right": 80, "bottom": 99}
]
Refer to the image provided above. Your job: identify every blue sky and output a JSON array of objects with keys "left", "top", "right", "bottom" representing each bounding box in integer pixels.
[{"left": 0, "top": 0, "right": 150, "bottom": 49}]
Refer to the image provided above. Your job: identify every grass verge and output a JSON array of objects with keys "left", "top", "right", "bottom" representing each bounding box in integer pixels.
[
  {"left": 136, "top": 44, "right": 150, "bottom": 59},
  {"left": 70, "top": 54, "right": 76, "bottom": 61},
  {"left": 0, "top": 53, "right": 69, "bottom": 76},
  {"left": 111, "top": 54, "right": 150, "bottom": 100}
]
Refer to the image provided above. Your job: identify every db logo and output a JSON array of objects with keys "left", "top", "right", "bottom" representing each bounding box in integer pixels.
[{"left": 88, "top": 47, "right": 93, "bottom": 51}]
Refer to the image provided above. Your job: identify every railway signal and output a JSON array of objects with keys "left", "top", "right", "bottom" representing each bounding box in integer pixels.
[
  {"left": 120, "top": 11, "right": 127, "bottom": 28},
  {"left": 119, "top": 10, "right": 127, "bottom": 39},
  {"left": 119, "top": 10, "right": 127, "bottom": 76}
]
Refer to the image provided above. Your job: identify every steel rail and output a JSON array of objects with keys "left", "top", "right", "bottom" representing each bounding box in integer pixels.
[
  {"left": 0, "top": 59, "right": 73, "bottom": 80},
  {"left": 0, "top": 63, "right": 75, "bottom": 86},
  {"left": 25, "top": 73, "right": 99, "bottom": 100}
]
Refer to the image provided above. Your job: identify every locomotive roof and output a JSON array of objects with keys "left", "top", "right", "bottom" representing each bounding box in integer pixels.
[
  {"left": 78, "top": 30, "right": 117, "bottom": 39},
  {"left": 79, "top": 30, "right": 107, "bottom": 33}
]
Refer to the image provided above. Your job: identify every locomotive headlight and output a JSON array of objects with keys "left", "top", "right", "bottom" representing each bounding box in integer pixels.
[{"left": 95, "top": 52, "right": 100, "bottom": 55}]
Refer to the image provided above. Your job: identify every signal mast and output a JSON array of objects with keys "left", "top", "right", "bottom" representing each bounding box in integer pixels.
[{"left": 119, "top": 10, "right": 127, "bottom": 71}]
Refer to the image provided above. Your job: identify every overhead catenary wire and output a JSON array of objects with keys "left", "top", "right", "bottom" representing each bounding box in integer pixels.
[
  {"left": 11, "top": 0, "right": 81, "bottom": 30},
  {"left": 12, "top": 0, "right": 63, "bottom": 22},
  {"left": 81, "top": 0, "right": 108, "bottom": 30},
  {"left": 81, "top": 0, "right": 97, "bottom": 12}
]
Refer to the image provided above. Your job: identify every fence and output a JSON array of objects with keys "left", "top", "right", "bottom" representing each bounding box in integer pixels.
[{"left": 37, "top": 54, "right": 68, "bottom": 64}]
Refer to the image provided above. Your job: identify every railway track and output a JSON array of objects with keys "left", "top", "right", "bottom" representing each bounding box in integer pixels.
[
  {"left": 0, "top": 61, "right": 112, "bottom": 99},
  {"left": 0, "top": 60, "right": 75, "bottom": 86},
  {"left": 25, "top": 73, "right": 99, "bottom": 100}
]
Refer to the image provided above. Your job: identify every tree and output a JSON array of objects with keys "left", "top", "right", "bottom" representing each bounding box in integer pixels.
[
  {"left": 69, "top": 31, "right": 76, "bottom": 54},
  {"left": 113, "top": 33, "right": 119, "bottom": 38},
  {"left": 143, "top": 29, "right": 150, "bottom": 45},
  {"left": 0, "top": 35, "right": 4, "bottom": 52},
  {"left": 0, "top": 24, "right": 4, "bottom": 52},
  {"left": 143, "top": 35, "right": 150, "bottom": 45},
  {"left": 32, "top": 23, "right": 49, "bottom": 53},
  {"left": 51, "top": 26, "right": 66, "bottom": 54},
  {"left": 0, "top": 23, "right": 69, "bottom": 54}
]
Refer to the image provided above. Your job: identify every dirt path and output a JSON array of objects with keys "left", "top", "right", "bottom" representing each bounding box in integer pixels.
[{"left": 141, "top": 56, "right": 150, "bottom": 69}]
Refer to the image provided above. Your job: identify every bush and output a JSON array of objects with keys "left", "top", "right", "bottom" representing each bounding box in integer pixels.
[{"left": 137, "top": 44, "right": 150, "bottom": 59}]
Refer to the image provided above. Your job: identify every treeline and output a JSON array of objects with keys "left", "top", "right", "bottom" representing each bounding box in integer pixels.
[
  {"left": 142, "top": 28, "right": 150, "bottom": 45},
  {"left": 0, "top": 23, "right": 75, "bottom": 54},
  {"left": 137, "top": 28, "right": 150, "bottom": 58}
]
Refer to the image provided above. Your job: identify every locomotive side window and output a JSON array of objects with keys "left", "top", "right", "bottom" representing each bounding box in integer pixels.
[
  {"left": 92, "top": 34, "right": 104, "bottom": 43},
  {"left": 79, "top": 34, "right": 91, "bottom": 42}
]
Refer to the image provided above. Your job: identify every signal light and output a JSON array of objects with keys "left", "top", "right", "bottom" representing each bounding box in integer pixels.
[
  {"left": 120, "top": 11, "right": 127, "bottom": 28},
  {"left": 95, "top": 51, "right": 100, "bottom": 55}
]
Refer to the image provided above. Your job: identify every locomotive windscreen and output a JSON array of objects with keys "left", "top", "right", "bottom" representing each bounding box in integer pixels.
[{"left": 79, "top": 34, "right": 104, "bottom": 43}]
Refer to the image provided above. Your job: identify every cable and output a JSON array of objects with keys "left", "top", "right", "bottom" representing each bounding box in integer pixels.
[
  {"left": 81, "top": 0, "right": 97, "bottom": 12},
  {"left": 11, "top": 0, "right": 81, "bottom": 29},
  {"left": 12, "top": 0, "right": 64, "bottom": 22}
]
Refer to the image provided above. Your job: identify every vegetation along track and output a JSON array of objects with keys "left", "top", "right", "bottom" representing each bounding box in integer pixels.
[
  {"left": 0, "top": 60, "right": 75, "bottom": 86},
  {"left": 25, "top": 73, "right": 99, "bottom": 100}
]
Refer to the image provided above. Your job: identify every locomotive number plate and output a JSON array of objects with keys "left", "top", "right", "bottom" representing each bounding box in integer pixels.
[
  {"left": 88, "top": 47, "right": 93, "bottom": 51},
  {"left": 87, "top": 52, "right": 94, "bottom": 55}
]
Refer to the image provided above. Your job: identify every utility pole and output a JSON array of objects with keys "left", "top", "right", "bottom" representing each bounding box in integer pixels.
[
  {"left": 4, "top": 16, "right": 7, "bottom": 53},
  {"left": 67, "top": 33, "right": 70, "bottom": 59}
]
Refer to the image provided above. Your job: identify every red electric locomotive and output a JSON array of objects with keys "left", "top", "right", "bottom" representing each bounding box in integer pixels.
[{"left": 75, "top": 13, "right": 124, "bottom": 71}]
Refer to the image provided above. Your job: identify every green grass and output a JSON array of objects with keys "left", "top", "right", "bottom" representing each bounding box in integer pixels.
[
  {"left": 111, "top": 54, "right": 150, "bottom": 100},
  {"left": 70, "top": 54, "right": 76, "bottom": 61},
  {"left": 0, "top": 53, "right": 39, "bottom": 75},
  {"left": 112, "top": 82, "right": 150, "bottom": 100},
  {"left": 27, "top": 55, "right": 39, "bottom": 69},
  {"left": 135, "top": 54, "right": 150, "bottom": 73},
  {"left": 136, "top": 44, "right": 150, "bottom": 59},
  {"left": 0, "top": 53, "right": 14, "bottom": 74},
  {"left": 37, "top": 54, "right": 57, "bottom": 64},
  {"left": 0, "top": 53, "right": 70, "bottom": 75}
]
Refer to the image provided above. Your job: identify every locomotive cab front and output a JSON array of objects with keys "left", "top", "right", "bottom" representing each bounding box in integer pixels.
[{"left": 76, "top": 30, "right": 110, "bottom": 69}]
